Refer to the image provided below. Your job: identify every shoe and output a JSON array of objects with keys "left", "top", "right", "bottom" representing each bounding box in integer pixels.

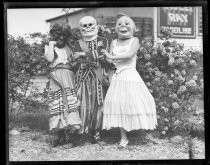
[
  {"left": 118, "top": 140, "right": 129, "bottom": 149},
  {"left": 90, "top": 136, "right": 97, "bottom": 144},
  {"left": 63, "top": 142, "right": 75, "bottom": 149},
  {"left": 51, "top": 139, "right": 60, "bottom": 147},
  {"left": 97, "top": 140, "right": 107, "bottom": 146},
  {"left": 90, "top": 132, "right": 101, "bottom": 144}
]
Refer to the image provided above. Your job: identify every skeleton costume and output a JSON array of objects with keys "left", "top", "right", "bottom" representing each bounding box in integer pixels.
[
  {"left": 44, "top": 25, "right": 82, "bottom": 146},
  {"left": 74, "top": 16, "right": 110, "bottom": 142}
]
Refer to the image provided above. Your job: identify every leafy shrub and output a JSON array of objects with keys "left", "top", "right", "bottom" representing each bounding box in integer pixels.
[
  {"left": 8, "top": 34, "right": 49, "bottom": 121},
  {"left": 136, "top": 28, "right": 203, "bottom": 136}
]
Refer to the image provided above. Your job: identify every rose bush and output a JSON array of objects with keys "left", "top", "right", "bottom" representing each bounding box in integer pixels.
[{"left": 135, "top": 28, "right": 203, "bottom": 136}]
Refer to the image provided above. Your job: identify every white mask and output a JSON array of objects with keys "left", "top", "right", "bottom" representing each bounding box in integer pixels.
[
  {"left": 115, "top": 16, "right": 136, "bottom": 39},
  {"left": 79, "top": 16, "right": 98, "bottom": 41}
]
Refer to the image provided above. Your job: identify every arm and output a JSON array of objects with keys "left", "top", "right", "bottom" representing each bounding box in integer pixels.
[
  {"left": 105, "top": 40, "right": 114, "bottom": 64},
  {"left": 102, "top": 37, "right": 140, "bottom": 60},
  {"left": 73, "top": 38, "right": 108, "bottom": 62},
  {"left": 44, "top": 41, "right": 56, "bottom": 62}
]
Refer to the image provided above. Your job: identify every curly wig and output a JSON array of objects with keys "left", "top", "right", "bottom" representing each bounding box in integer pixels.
[{"left": 49, "top": 23, "right": 72, "bottom": 44}]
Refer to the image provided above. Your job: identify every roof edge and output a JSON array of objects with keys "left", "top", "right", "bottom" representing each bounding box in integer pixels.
[{"left": 45, "top": 8, "right": 93, "bottom": 22}]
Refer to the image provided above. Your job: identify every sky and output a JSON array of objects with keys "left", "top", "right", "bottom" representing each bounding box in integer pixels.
[{"left": 7, "top": 8, "right": 80, "bottom": 36}]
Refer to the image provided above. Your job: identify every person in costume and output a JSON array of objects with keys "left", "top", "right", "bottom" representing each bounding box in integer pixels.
[
  {"left": 44, "top": 24, "right": 82, "bottom": 147},
  {"left": 101, "top": 15, "right": 157, "bottom": 148},
  {"left": 72, "top": 16, "right": 111, "bottom": 144}
]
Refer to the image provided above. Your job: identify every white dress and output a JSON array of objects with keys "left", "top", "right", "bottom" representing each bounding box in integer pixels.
[{"left": 102, "top": 37, "right": 157, "bottom": 132}]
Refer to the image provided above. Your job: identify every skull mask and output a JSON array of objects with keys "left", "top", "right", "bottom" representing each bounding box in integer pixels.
[{"left": 79, "top": 16, "right": 98, "bottom": 41}]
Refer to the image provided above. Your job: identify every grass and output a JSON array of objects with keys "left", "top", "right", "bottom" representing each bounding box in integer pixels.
[
  {"left": 8, "top": 102, "right": 204, "bottom": 141},
  {"left": 9, "top": 109, "right": 49, "bottom": 131}
]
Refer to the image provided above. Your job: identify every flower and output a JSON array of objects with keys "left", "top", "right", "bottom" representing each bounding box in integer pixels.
[
  {"left": 164, "top": 118, "right": 169, "bottom": 122},
  {"left": 172, "top": 102, "right": 179, "bottom": 109},
  {"left": 162, "top": 131, "right": 166, "bottom": 135},
  {"left": 174, "top": 120, "right": 180, "bottom": 125},
  {"left": 144, "top": 54, "right": 151, "bottom": 60},
  {"left": 145, "top": 62, "right": 152, "bottom": 66},
  {"left": 154, "top": 77, "right": 160, "bottom": 82},
  {"left": 164, "top": 108, "right": 169, "bottom": 112},
  {"left": 174, "top": 59, "right": 180, "bottom": 65},
  {"left": 181, "top": 70, "right": 186, "bottom": 75},
  {"left": 106, "top": 28, "right": 111, "bottom": 33},
  {"left": 174, "top": 69, "right": 180, "bottom": 75},
  {"left": 167, "top": 80, "right": 173, "bottom": 85},
  {"left": 161, "top": 50, "right": 167, "bottom": 56},
  {"left": 146, "top": 82, "right": 151, "bottom": 86},
  {"left": 200, "top": 79, "right": 204, "bottom": 88},
  {"left": 162, "top": 73, "right": 167, "bottom": 78},
  {"left": 140, "top": 47, "right": 147, "bottom": 55},
  {"left": 189, "top": 60, "right": 197, "bottom": 66},
  {"left": 185, "top": 50, "right": 191, "bottom": 57},
  {"left": 156, "top": 44, "right": 165, "bottom": 53},
  {"left": 147, "top": 68, "right": 153, "bottom": 72},
  {"left": 149, "top": 89, "right": 153, "bottom": 93},
  {"left": 152, "top": 51, "right": 157, "bottom": 56},
  {"left": 171, "top": 74, "right": 174, "bottom": 78},
  {"left": 168, "top": 57, "right": 175, "bottom": 66},
  {"left": 161, "top": 106, "right": 165, "bottom": 110},
  {"left": 186, "top": 80, "right": 197, "bottom": 87},
  {"left": 97, "top": 41, "right": 104, "bottom": 47},
  {"left": 145, "top": 75, "right": 150, "bottom": 79},
  {"left": 164, "top": 127, "right": 169, "bottom": 131},
  {"left": 177, "top": 75, "right": 185, "bottom": 83},
  {"left": 155, "top": 71, "right": 161, "bottom": 76},
  {"left": 160, "top": 106, "right": 168, "bottom": 112},
  {"left": 177, "top": 85, "right": 187, "bottom": 94},
  {"left": 169, "top": 93, "right": 177, "bottom": 99},
  {"left": 193, "top": 75, "right": 198, "bottom": 80},
  {"left": 170, "top": 40, "right": 178, "bottom": 47}
]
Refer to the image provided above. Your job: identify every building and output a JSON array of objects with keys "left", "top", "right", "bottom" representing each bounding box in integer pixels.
[
  {"left": 30, "top": 7, "right": 203, "bottom": 96},
  {"left": 46, "top": 7, "right": 203, "bottom": 50}
]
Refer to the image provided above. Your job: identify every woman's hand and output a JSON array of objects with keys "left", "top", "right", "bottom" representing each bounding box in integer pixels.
[
  {"left": 49, "top": 41, "right": 57, "bottom": 46},
  {"left": 101, "top": 49, "right": 113, "bottom": 59},
  {"left": 73, "top": 52, "right": 85, "bottom": 60}
]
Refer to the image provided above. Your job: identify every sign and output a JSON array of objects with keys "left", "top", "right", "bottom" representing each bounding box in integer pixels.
[
  {"left": 198, "top": 7, "right": 202, "bottom": 36},
  {"left": 157, "top": 7, "right": 196, "bottom": 38}
]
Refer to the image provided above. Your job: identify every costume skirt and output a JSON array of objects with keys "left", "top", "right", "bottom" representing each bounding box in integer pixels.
[
  {"left": 76, "top": 69, "right": 104, "bottom": 134},
  {"left": 102, "top": 67, "right": 157, "bottom": 132},
  {"left": 48, "top": 69, "right": 82, "bottom": 131}
]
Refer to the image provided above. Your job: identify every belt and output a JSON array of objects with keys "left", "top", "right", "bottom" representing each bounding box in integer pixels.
[{"left": 48, "top": 63, "right": 72, "bottom": 73}]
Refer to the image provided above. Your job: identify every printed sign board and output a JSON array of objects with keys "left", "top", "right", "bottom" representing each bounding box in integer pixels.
[
  {"left": 198, "top": 7, "right": 202, "bottom": 36},
  {"left": 157, "top": 7, "right": 196, "bottom": 38}
]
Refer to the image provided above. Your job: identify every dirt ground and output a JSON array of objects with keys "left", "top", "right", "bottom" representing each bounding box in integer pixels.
[{"left": 9, "top": 127, "right": 205, "bottom": 161}]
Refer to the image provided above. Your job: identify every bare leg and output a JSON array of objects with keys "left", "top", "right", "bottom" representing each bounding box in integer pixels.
[{"left": 119, "top": 127, "right": 128, "bottom": 145}]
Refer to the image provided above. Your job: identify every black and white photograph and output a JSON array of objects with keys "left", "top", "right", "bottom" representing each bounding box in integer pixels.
[{"left": 6, "top": 2, "right": 206, "bottom": 162}]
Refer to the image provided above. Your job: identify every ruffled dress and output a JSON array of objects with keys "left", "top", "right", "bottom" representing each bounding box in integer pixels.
[
  {"left": 44, "top": 45, "right": 82, "bottom": 131},
  {"left": 102, "top": 37, "right": 157, "bottom": 132}
]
